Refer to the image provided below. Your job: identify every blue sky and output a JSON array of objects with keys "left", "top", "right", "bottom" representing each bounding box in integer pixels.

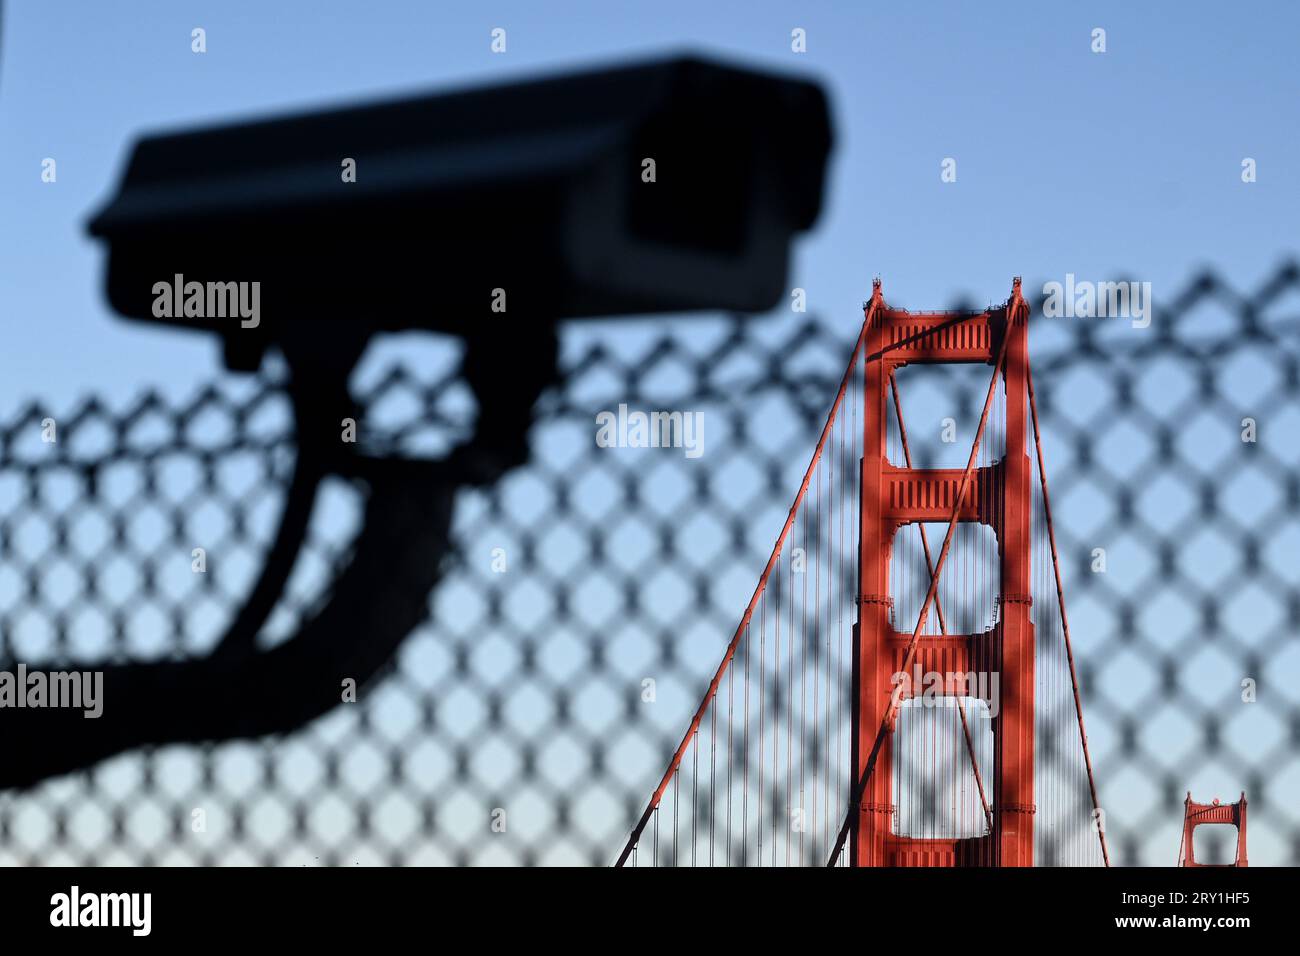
[
  {"left": 2, "top": 0, "right": 1297, "bottom": 408},
  {"left": 1, "top": 1, "right": 1297, "bottom": 865}
]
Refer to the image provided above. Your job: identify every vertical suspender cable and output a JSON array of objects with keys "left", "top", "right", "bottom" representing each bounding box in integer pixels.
[{"left": 1026, "top": 363, "right": 1110, "bottom": 867}]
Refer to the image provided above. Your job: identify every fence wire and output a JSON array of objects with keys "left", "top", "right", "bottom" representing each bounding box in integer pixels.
[{"left": 1, "top": 265, "right": 1297, "bottom": 866}]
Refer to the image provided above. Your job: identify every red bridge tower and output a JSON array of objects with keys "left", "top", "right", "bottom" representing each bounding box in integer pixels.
[
  {"left": 853, "top": 278, "right": 1035, "bottom": 867},
  {"left": 1178, "top": 793, "right": 1248, "bottom": 867},
  {"left": 615, "top": 276, "right": 1109, "bottom": 869}
]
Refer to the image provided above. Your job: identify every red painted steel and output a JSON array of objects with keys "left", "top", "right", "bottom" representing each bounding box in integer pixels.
[
  {"left": 1178, "top": 793, "right": 1248, "bottom": 867},
  {"left": 889, "top": 372, "right": 992, "bottom": 832},
  {"left": 616, "top": 276, "right": 1110, "bottom": 868},
  {"left": 851, "top": 278, "right": 1032, "bottom": 867}
]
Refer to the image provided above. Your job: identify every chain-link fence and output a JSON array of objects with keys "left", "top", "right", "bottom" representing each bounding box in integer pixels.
[{"left": 1, "top": 264, "right": 1297, "bottom": 866}]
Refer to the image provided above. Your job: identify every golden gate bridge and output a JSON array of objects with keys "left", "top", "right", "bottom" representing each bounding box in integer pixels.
[{"left": 616, "top": 278, "right": 1110, "bottom": 867}]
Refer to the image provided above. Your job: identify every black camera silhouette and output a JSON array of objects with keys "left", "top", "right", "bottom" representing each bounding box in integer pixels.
[
  {"left": 0, "top": 56, "right": 834, "bottom": 793},
  {"left": 89, "top": 55, "right": 833, "bottom": 372}
]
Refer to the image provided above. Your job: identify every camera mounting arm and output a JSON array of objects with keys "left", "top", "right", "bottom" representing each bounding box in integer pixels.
[{"left": 3, "top": 317, "right": 560, "bottom": 789}]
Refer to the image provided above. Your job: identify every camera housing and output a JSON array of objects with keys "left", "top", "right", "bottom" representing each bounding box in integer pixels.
[{"left": 87, "top": 55, "right": 833, "bottom": 367}]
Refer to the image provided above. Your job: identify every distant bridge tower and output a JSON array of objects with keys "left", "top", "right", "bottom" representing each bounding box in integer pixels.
[
  {"left": 853, "top": 278, "right": 1035, "bottom": 867},
  {"left": 1178, "top": 792, "right": 1248, "bottom": 867}
]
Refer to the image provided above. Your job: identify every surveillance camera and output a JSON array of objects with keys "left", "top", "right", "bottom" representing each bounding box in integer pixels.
[{"left": 87, "top": 54, "right": 833, "bottom": 369}]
